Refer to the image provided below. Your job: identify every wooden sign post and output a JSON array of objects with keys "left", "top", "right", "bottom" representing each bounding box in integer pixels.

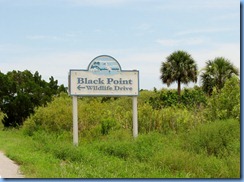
[{"left": 69, "top": 55, "right": 139, "bottom": 145}]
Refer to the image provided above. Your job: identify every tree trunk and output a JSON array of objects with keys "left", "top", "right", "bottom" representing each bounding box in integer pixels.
[{"left": 177, "top": 80, "right": 181, "bottom": 102}]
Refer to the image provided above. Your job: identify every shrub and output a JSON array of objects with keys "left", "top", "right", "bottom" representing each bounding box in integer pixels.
[
  {"left": 146, "top": 89, "right": 178, "bottom": 109},
  {"left": 23, "top": 94, "right": 133, "bottom": 138},
  {"left": 138, "top": 102, "right": 205, "bottom": 134},
  {"left": 180, "top": 86, "right": 207, "bottom": 108},
  {"left": 148, "top": 87, "right": 207, "bottom": 110},
  {"left": 100, "top": 117, "right": 117, "bottom": 135},
  {"left": 0, "top": 110, "right": 5, "bottom": 130},
  {"left": 205, "top": 77, "right": 240, "bottom": 120},
  {"left": 23, "top": 93, "right": 72, "bottom": 135}
]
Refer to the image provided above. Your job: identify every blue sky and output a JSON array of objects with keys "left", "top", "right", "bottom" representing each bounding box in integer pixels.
[{"left": 0, "top": 0, "right": 240, "bottom": 90}]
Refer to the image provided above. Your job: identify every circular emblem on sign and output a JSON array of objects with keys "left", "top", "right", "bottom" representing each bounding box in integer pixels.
[{"left": 88, "top": 55, "right": 122, "bottom": 75}]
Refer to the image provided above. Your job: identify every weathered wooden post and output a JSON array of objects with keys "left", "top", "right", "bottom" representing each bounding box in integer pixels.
[
  {"left": 132, "top": 96, "right": 138, "bottom": 138},
  {"left": 69, "top": 55, "right": 139, "bottom": 145},
  {"left": 72, "top": 96, "right": 78, "bottom": 146}
]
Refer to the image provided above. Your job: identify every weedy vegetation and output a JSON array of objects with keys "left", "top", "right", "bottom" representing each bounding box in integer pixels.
[{"left": 0, "top": 77, "right": 240, "bottom": 178}]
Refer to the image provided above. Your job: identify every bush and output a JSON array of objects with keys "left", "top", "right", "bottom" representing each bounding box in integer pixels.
[
  {"left": 137, "top": 101, "right": 206, "bottom": 134},
  {"left": 0, "top": 110, "right": 5, "bottom": 130},
  {"left": 148, "top": 89, "right": 178, "bottom": 109},
  {"left": 23, "top": 93, "right": 72, "bottom": 135},
  {"left": 23, "top": 94, "right": 133, "bottom": 138},
  {"left": 206, "top": 77, "right": 240, "bottom": 120},
  {"left": 100, "top": 117, "right": 117, "bottom": 135},
  {"left": 181, "top": 86, "right": 207, "bottom": 108},
  {"left": 147, "top": 87, "right": 207, "bottom": 110}
]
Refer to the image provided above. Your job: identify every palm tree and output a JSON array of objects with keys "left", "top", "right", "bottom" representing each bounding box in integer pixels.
[
  {"left": 160, "top": 50, "right": 198, "bottom": 98},
  {"left": 201, "top": 57, "right": 239, "bottom": 95}
]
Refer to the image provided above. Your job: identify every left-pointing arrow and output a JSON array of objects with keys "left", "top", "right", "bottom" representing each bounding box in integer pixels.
[{"left": 77, "top": 85, "right": 85, "bottom": 90}]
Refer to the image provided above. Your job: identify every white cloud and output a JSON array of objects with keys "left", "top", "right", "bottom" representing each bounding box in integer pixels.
[
  {"left": 156, "top": 37, "right": 207, "bottom": 47},
  {"left": 64, "top": 0, "right": 131, "bottom": 6},
  {"left": 211, "top": 12, "right": 240, "bottom": 21},
  {"left": 175, "top": 27, "right": 236, "bottom": 36},
  {"left": 156, "top": 39, "right": 179, "bottom": 47},
  {"left": 26, "top": 35, "right": 58, "bottom": 40},
  {"left": 134, "top": 23, "right": 152, "bottom": 31},
  {"left": 0, "top": 44, "right": 37, "bottom": 54},
  {"left": 26, "top": 34, "right": 75, "bottom": 41},
  {"left": 25, "top": 32, "right": 82, "bottom": 43},
  {"left": 154, "top": 0, "right": 238, "bottom": 11}
]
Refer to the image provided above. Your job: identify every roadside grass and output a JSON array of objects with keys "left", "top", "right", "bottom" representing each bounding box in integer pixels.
[
  {"left": 0, "top": 119, "right": 240, "bottom": 178},
  {"left": 0, "top": 130, "right": 60, "bottom": 178}
]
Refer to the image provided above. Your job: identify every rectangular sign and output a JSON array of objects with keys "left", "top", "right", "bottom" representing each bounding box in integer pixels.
[{"left": 69, "top": 70, "right": 139, "bottom": 96}]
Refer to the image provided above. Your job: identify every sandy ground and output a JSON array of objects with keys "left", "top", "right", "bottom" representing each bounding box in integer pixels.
[{"left": 0, "top": 151, "right": 24, "bottom": 178}]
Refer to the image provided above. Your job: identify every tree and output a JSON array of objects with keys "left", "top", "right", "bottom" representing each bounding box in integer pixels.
[
  {"left": 200, "top": 57, "right": 239, "bottom": 95},
  {"left": 160, "top": 50, "right": 198, "bottom": 98},
  {"left": 0, "top": 70, "right": 67, "bottom": 127}
]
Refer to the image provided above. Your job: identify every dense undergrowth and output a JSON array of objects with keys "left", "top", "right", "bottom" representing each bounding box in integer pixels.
[
  {"left": 0, "top": 77, "right": 240, "bottom": 178},
  {"left": 0, "top": 118, "right": 240, "bottom": 178},
  {"left": 22, "top": 91, "right": 206, "bottom": 137},
  {"left": 22, "top": 77, "right": 239, "bottom": 138}
]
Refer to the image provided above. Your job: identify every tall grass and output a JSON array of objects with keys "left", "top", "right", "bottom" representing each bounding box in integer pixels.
[{"left": 0, "top": 119, "right": 240, "bottom": 178}]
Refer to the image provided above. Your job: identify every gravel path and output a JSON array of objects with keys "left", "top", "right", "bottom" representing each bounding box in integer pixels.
[{"left": 0, "top": 151, "right": 24, "bottom": 178}]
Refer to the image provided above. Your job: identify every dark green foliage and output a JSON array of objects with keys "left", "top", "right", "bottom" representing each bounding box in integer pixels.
[
  {"left": 148, "top": 90, "right": 179, "bottom": 109},
  {"left": 0, "top": 70, "right": 66, "bottom": 127},
  {"left": 148, "top": 87, "right": 206, "bottom": 109},
  {"left": 180, "top": 86, "right": 207, "bottom": 108},
  {"left": 159, "top": 90, "right": 178, "bottom": 107}
]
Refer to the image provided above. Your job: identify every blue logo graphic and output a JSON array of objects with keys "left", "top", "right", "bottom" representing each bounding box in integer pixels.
[{"left": 88, "top": 55, "right": 121, "bottom": 75}]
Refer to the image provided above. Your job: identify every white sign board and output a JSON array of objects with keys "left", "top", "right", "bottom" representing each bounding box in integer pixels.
[
  {"left": 69, "top": 55, "right": 139, "bottom": 96},
  {"left": 69, "top": 55, "right": 139, "bottom": 146}
]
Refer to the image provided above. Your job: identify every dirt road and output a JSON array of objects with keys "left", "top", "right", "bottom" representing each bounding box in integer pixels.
[{"left": 0, "top": 151, "right": 24, "bottom": 178}]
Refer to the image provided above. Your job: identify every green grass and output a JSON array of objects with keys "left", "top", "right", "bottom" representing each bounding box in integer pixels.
[{"left": 0, "top": 119, "right": 240, "bottom": 178}]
